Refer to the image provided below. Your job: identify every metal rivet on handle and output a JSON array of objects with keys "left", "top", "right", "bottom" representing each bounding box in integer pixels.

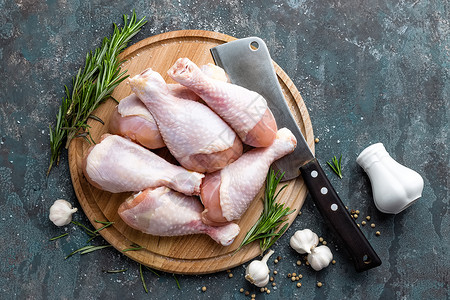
[
  {"left": 331, "top": 204, "right": 338, "bottom": 211},
  {"left": 321, "top": 187, "right": 328, "bottom": 195},
  {"left": 311, "top": 170, "right": 318, "bottom": 178}
]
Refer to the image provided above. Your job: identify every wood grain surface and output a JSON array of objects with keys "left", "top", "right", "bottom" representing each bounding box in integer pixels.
[{"left": 68, "top": 30, "right": 314, "bottom": 274}]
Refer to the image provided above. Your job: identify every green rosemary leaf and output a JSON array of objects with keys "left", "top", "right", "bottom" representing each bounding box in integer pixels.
[
  {"left": 173, "top": 274, "right": 181, "bottom": 290},
  {"left": 106, "top": 269, "right": 127, "bottom": 273},
  {"left": 93, "top": 220, "right": 114, "bottom": 233},
  {"left": 65, "top": 244, "right": 112, "bottom": 259},
  {"left": 88, "top": 114, "right": 104, "bottom": 125},
  {"left": 48, "top": 11, "right": 146, "bottom": 174},
  {"left": 49, "top": 233, "right": 69, "bottom": 241},
  {"left": 65, "top": 245, "right": 93, "bottom": 259},
  {"left": 140, "top": 264, "right": 148, "bottom": 293},
  {"left": 94, "top": 219, "right": 113, "bottom": 225},
  {"left": 145, "top": 266, "right": 160, "bottom": 277},
  {"left": 122, "top": 244, "right": 143, "bottom": 252},
  {"left": 71, "top": 221, "right": 96, "bottom": 237},
  {"left": 80, "top": 245, "right": 112, "bottom": 255}
]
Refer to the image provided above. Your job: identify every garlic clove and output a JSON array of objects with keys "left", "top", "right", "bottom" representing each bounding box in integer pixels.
[
  {"left": 289, "top": 229, "right": 319, "bottom": 254},
  {"left": 49, "top": 199, "right": 78, "bottom": 226},
  {"left": 245, "top": 249, "right": 274, "bottom": 287},
  {"left": 307, "top": 245, "right": 333, "bottom": 271}
]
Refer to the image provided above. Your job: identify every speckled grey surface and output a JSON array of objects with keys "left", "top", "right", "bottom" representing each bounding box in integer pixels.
[{"left": 0, "top": 0, "right": 448, "bottom": 299}]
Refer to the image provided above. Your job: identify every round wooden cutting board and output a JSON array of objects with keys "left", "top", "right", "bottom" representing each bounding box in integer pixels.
[{"left": 68, "top": 30, "right": 314, "bottom": 275}]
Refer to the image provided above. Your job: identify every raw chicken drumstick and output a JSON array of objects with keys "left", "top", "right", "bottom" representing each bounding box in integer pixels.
[
  {"left": 109, "top": 93, "right": 166, "bottom": 149},
  {"left": 200, "top": 128, "right": 297, "bottom": 225},
  {"left": 168, "top": 57, "right": 278, "bottom": 148},
  {"left": 118, "top": 187, "right": 240, "bottom": 246},
  {"left": 109, "top": 64, "right": 229, "bottom": 149},
  {"left": 129, "top": 69, "right": 243, "bottom": 173},
  {"left": 82, "top": 134, "right": 204, "bottom": 195}
]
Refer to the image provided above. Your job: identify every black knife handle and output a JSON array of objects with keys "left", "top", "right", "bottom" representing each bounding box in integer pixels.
[{"left": 300, "top": 158, "right": 382, "bottom": 272}]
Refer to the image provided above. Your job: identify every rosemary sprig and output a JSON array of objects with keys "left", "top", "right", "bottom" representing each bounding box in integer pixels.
[
  {"left": 48, "top": 11, "right": 146, "bottom": 174},
  {"left": 327, "top": 155, "right": 343, "bottom": 178},
  {"left": 236, "top": 169, "right": 295, "bottom": 254}
]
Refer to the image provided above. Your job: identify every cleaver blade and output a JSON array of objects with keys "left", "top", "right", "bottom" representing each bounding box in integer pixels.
[
  {"left": 211, "top": 37, "right": 381, "bottom": 272},
  {"left": 211, "top": 38, "right": 312, "bottom": 181}
]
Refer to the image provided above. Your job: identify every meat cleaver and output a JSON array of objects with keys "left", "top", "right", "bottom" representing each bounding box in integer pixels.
[{"left": 211, "top": 37, "right": 381, "bottom": 272}]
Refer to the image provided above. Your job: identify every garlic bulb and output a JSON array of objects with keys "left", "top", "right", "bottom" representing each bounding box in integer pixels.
[
  {"left": 307, "top": 245, "right": 333, "bottom": 271},
  {"left": 245, "top": 249, "right": 274, "bottom": 287},
  {"left": 49, "top": 199, "right": 78, "bottom": 226},
  {"left": 290, "top": 229, "right": 319, "bottom": 254}
]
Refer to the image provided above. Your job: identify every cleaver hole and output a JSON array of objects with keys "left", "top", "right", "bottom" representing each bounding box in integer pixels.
[{"left": 250, "top": 41, "right": 259, "bottom": 51}]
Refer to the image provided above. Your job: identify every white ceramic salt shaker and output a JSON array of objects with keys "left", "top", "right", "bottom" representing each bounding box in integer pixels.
[{"left": 356, "top": 143, "right": 424, "bottom": 214}]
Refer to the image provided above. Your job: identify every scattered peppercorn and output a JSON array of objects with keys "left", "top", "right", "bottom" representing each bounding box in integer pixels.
[
  {"left": 292, "top": 272, "right": 297, "bottom": 277},
  {"left": 240, "top": 288, "right": 244, "bottom": 293},
  {"left": 297, "top": 282, "right": 302, "bottom": 288},
  {"left": 270, "top": 276, "right": 274, "bottom": 282},
  {"left": 317, "top": 282, "right": 323, "bottom": 288},
  {"left": 298, "top": 211, "right": 302, "bottom": 215},
  {"left": 322, "top": 241, "right": 327, "bottom": 245},
  {"left": 277, "top": 256, "right": 281, "bottom": 261},
  {"left": 228, "top": 273, "right": 233, "bottom": 278},
  {"left": 366, "top": 216, "right": 371, "bottom": 221},
  {"left": 357, "top": 224, "right": 360, "bottom": 227},
  {"left": 362, "top": 221, "right": 367, "bottom": 226},
  {"left": 306, "top": 261, "right": 310, "bottom": 266},
  {"left": 287, "top": 273, "right": 292, "bottom": 278},
  {"left": 272, "top": 282, "right": 276, "bottom": 287},
  {"left": 371, "top": 223, "right": 376, "bottom": 228},
  {"left": 331, "top": 260, "right": 336, "bottom": 265},
  {"left": 273, "top": 270, "right": 278, "bottom": 275},
  {"left": 376, "top": 231, "right": 381, "bottom": 236},
  {"left": 274, "top": 259, "right": 279, "bottom": 264},
  {"left": 245, "top": 291, "right": 250, "bottom": 296},
  {"left": 356, "top": 210, "right": 360, "bottom": 214},
  {"left": 319, "top": 237, "right": 324, "bottom": 243},
  {"left": 266, "top": 290, "right": 271, "bottom": 294},
  {"left": 201, "top": 286, "right": 207, "bottom": 292},
  {"left": 314, "top": 138, "right": 319, "bottom": 143},
  {"left": 295, "top": 276, "right": 300, "bottom": 281},
  {"left": 296, "top": 260, "right": 302, "bottom": 266},
  {"left": 298, "top": 274, "right": 303, "bottom": 279},
  {"left": 353, "top": 214, "right": 358, "bottom": 219},
  {"left": 260, "top": 287, "right": 265, "bottom": 292},
  {"left": 291, "top": 277, "right": 296, "bottom": 282},
  {"left": 251, "top": 294, "right": 256, "bottom": 299}
]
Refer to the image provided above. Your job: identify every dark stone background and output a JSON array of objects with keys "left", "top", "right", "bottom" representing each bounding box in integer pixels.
[{"left": 0, "top": 0, "right": 448, "bottom": 299}]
